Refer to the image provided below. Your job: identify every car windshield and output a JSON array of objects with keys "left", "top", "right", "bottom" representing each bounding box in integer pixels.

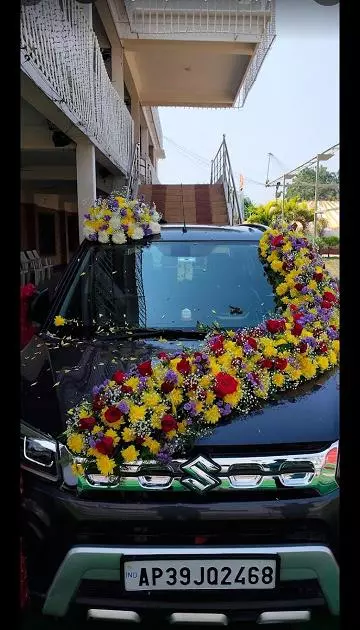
[{"left": 49, "top": 240, "right": 276, "bottom": 334}]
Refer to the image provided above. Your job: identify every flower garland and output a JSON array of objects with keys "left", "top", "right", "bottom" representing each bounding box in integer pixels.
[
  {"left": 83, "top": 192, "right": 161, "bottom": 243},
  {"left": 63, "top": 224, "right": 339, "bottom": 478}
]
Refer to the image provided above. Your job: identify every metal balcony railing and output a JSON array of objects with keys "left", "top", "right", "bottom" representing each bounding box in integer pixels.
[
  {"left": 126, "top": 143, "right": 160, "bottom": 199},
  {"left": 211, "top": 135, "right": 243, "bottom": 225},
  {"left": 21, "top": 0, "right": 134, "bottom": 174},
  {"left": 123, "top": 0, "right": 275, "bottom": 107}
]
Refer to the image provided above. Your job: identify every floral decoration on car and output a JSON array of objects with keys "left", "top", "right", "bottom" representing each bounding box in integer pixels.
[
  {"left": 63, "top": 224, "right": 339, "bottom": 478},
  {"left": 83, "top": 192, "right": 161, "bottom": 243}
]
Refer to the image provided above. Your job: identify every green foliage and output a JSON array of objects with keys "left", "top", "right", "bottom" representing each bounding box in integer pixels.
[
  {"left": 317, "top": 217, "right": 329, "bottom": 238},
  {"left": 322, "top": 235, "right": 340, "bottom": 248},
  {"left": 286, "top": 167, "right": 339, "bottom": 201},
  {"left": 246, "top": 197, "right": 313, "bottom": 229},
  {"left": 243, "top": 196, "right": 255, "bottom": 219}
]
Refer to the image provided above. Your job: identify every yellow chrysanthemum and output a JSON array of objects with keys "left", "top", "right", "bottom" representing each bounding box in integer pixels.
[
  {"left": 54, "top": 315, "right": 66, "bottom": 327},
  {"left": 143, "top": 436, "right": 161, "bottom": 455},
  {"left": 105, "top": 429, "right": 120, "bottom": 444},
  {"left": 92, "top": 425, "right": 102, "bottom": 434},
  {"left": 317, "top": 356, "right": 329, "bottom": 371},
  {"left": 96, "top": 455, "right": 116, "bottom": 477},
  {"left": 204, "top": 405, "right": 221, "bottom": 424},
  {"left": 142, "top": 391, "right": 162, "bottom": 408},
  {"left": 199, "top": 375, "right": 212, "bottom": 389},
  {"left": 71, "top": 462, "right": 85, "bottom": 477},
  {"left": 121, "top": 445, "right": 139, "bottom": 463},
  {"left": 273, "top": 373, "right": 285, "bottom": 387},
  {"left": 276, "top": 282, "right": 289, "bottom": 297},
  {"left": 150, "top": 415, "right": 162, "bottom": 430},
  {"left": 205, "top": 391, "right": 216, "bottom": 406},
  {"left": 122, "top": 427, "right": 136, "bottom": 442},
  {"left": 67, "top": 433, "right": 84, "bottom": 453},
  {"left": 125, "top": 377, "right": 140, "bottom": 391},
  {"left": 169, "top": 388, "right": 183, "bottom": 407},
  {"left": 195, "top": 401, "right": 204, "bottom": 414},
  {"left": 165, "top": 429, "right": 177, "bottom": 440},
  {"left": 177, "top": 421, "right": 187, "bottom": 434},
  {"left": 223, "top": 390, "right": 242, "bottom": 407},
  {"left": 129, "top": 404, "right": 146, "bottom": 423},
  {"left": 271, "top": 259, "right": 283, "bottom": 272}
]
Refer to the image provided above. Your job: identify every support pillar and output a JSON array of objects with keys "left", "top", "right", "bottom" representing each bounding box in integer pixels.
[
  {"left": 131, "top": 98, "right": 141, "bottom": 145},
  {"left": 140, "top": 125, "right": 149, "bottom": 158},
  {"left": 76, "top": 140, "right": 96, "bottom": 243},
  {"left": 112, "top": 46, "right": 124, "bottom": 99}
]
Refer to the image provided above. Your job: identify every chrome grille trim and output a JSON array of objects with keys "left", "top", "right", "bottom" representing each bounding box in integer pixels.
[{"left": 73, "top": 442, "right": 339, "bottom": 494}]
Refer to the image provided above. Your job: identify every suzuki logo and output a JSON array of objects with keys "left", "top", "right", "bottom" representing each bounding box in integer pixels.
[{"left": 180, "top": 455, "right": 221, "bottom": 494}]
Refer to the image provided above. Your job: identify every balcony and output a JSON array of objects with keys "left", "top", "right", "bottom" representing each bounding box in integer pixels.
[
  {"left": 110, "top": 0, "right": 275, "bottom": 108},
  {"left": 20, "top": 0, "right": 134, "bottom": 174}
]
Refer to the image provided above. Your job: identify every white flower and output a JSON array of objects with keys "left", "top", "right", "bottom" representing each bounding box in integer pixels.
[
  {"left": 149, "top": 221, "right": 161, "bottom": 235},
  {"left": 132, "top": 226, "right": 144, "bottom": 240},
  {"left": 152, "top": 210, "right": 160, "bottom": 222},
  {"left": 98, "top": 230, "right": 110, "bottom": 244},
  {"left": 112, "top": 230, "right": 127, "bottom": 245},
  {"left": 84, "top": 226, "right": 96, "bottom": 240},
  {"left": 109, "top": 215, "right": 121, "bottom": 230}
]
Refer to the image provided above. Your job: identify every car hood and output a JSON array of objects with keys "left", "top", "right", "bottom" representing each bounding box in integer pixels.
[{"left": 21, "top": 335, "right": 339, "bottom": 452}]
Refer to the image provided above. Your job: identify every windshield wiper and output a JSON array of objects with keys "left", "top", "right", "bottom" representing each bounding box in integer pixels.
[{"left": 96, "top": 327, "right": 206, "bottom": 341}]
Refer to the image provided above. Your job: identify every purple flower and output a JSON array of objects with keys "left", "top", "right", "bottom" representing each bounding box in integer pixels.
[
  {"left": 88, "top": 233, "right": 98, "bottom": 241},
  {"left": 183, "top": 401, "right": 197, "bottom": 416},
  {"left": 302, "top": 336, "right": 317, "bottom": 348},
  {"left": 164, "top": 370, "right": 178, "bottom": 384},
  {"left": 99, "top": 224, "right": 108, "bottom": 231},
  {"left": 88, "top": 437, "right": 96, "bottom": 448},
  {"left": 103, "top": 214, "right": 111, "bottom": 221},
  {"left": 92, "top": 385, "right": 100, "bottom": 396},
  {"left": 120, "top": 208, "right": 127, "bottom": 217},
  {"left": 244, "top": 341, "right": 255, "bottom": 355},
  {"left": 118, "top": 400, "right": 129, "bottom": 414},
  {"left": 327, "top": 327, "right": 338, "bottom": 340},
  {"left": 84, "top": 213, "right": 91, "bottom": 219},
  {"left": 219, "top": 403, "right": 232, "bottom": 416},
  {"left": 144, "top": 226, "right": 153, "bottom": 237},
  {"left": 138, "top": 376, "right": 148, "bottom": 391}
]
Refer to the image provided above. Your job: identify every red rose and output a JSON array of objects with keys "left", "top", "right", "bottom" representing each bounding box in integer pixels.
[
  {"left": 158, "top": 352, "right": 169, "bottom": 361},
  {"left": 313, "top": 272, "right": 323, "bottom": 282},
  {"left": 291, "top": 322, "right": 303, "bottom": 337},
  {"left": 246, "top": 337, "right": 258, "bottom": 350},
  {"left": 294, "top": 283, "right": 304, "bottom": 292},
  {"left": 318, "top": 342, "right": 328, "bottom": 354},
  {"left": 135, "top": 437, "right": 145, "bottom": 446},
  {"left": 290, "top": 304, "right": 298, "bottom": 313},
  {"left": 275, "top": 358, "right": 288, "bottom": 371},
  {"left": 121, "top": 385, "right": 133, "bottom": 394},
  {"left": 321, "top": 300, "right": 332, "bottom": 310},
  {"left": 266, "top": 319, "right": 286, "bottom": 334},
  {"left": 104, "top": 406, "right": 122, "bottom": 424},
  {"left": 293, "top": 313, "right": 303, "bottom": 322},
  {"left": 176, "top": 357, "right": 191, "bottom": 375},
  {"left": 214, "top": 372, "right": 238, "bottom": 398},
  {"left": 113, "top": 370, "right": 126, "bottom": 384},
  {"left": 161, "top": 380, "right": 175, "bottom": 394},
  {"left": 95, "top": 436, "right": 114, "bottom": 455},
  {"left": 209, "top": 336, "right": 224, "bottom": 356},
  {"left": 282, "top": 261, "right": 294, "bottom": 272},
  {"left": 138, "top": 361, "right": 152, "bottom": 377},
  {"left": 161, "top": 414, "right": 178, "bottom": 433},
  {"left": 93, "top": 394, "right": 104, "bottom": 411},
  {"left": 323, "top": 291, "right": 337, "bottom": 303},
  {"left": 259, "top": 358, "right": 274, "bottom": 369},
  {"left": 299, "top": 341, "right": 307, "bottom": 354},
  {"left": 79, "top": 416, "right": 96, "bottom": 431},
  {"left": 271, "top": 235, "right": 284, "bottom": 247}
]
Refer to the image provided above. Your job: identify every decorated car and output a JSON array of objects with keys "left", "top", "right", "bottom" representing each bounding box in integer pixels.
[{"left": 21, "top": 194, "right": 339, "bottom": 625}]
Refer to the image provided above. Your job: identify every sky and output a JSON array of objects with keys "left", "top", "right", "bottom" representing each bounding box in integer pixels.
[{"left": 157, "top": 0, "right": 339, "bottom": 205}]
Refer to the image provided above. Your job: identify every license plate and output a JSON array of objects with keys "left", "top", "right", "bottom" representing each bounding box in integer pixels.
[{"left": 123, "top": 557, "right": 278, "bottom": 591}]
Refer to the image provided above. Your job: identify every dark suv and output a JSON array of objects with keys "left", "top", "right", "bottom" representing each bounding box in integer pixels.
[{"left": 21, "top": 225, "right": 339, "bottom": 626}]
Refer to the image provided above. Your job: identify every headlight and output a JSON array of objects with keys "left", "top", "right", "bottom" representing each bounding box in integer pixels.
[{"left": 21, "top": 423, "right": 59, "bottom": 482}]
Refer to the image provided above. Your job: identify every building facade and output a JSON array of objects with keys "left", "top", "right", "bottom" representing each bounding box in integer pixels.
[{"left": 21, "top": 0, "right": 275, "bottom": 263}]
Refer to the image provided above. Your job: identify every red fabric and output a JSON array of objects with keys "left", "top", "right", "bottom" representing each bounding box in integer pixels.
[{"left": 20, "top": 284, "right": 37, "bottom": 349}]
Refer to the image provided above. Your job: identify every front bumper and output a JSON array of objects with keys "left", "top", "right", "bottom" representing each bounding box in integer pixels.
[
  {"left": 22, "top": 478, "right": 339, "bottom": 621},
  {"left": 43, "top": 544, "right": 339, "bottom": 619}
]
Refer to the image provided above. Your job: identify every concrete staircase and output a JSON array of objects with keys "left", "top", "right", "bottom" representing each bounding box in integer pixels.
[{"left": 138, "top": 184, "right": 229, "bottom": 225}]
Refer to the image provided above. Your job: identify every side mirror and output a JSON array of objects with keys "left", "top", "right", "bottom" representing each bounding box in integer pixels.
[{"left": 28, "top": 288, "right": 50, "bottom": 328}]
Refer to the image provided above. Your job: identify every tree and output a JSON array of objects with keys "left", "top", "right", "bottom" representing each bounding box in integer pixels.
[
  {"left": 243, "top": 196, "right": 255, "bottom": 219},
  {"left": 286, "top": 166, "right": 339, "bottom": 201},
  {"left": 246, "top": 197, "right": 313, "bottom": 230}
]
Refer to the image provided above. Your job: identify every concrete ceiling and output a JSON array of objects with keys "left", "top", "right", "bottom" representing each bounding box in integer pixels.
[{"left": 122, "top": 40, "right": 255, "bottom": 107}]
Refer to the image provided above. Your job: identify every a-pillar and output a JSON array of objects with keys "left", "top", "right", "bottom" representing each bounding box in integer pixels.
[{"left": 76, "top": 139, "right": 96, "bottom": 243}]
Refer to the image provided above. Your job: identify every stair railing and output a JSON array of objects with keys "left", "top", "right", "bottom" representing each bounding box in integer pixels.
[
  {"left": 126, "top": 142, "right": 141, "bottom": 200},
  {"left": 210, "top": 135, "right": 243, "bottom": 225}
]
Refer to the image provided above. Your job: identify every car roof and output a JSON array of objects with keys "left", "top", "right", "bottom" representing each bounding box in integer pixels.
[{"left": 158, "top": 224, "right": 264, "bottom": 242}]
